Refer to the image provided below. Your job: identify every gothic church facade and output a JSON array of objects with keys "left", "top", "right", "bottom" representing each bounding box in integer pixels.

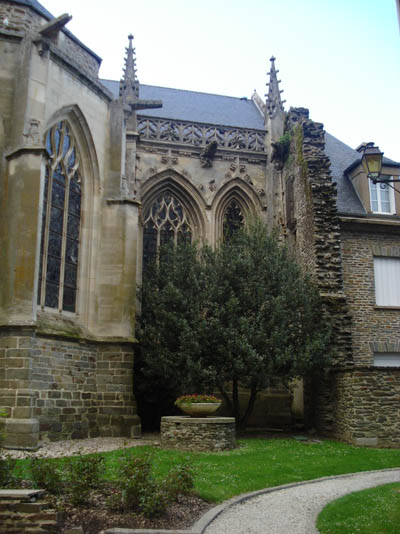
[{"left": 1, "top": 0, "right": 400, "bottom": 449}]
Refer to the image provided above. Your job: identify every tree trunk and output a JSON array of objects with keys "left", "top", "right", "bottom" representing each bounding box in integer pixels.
[
  {"left": 238, "top": 384, "right": 258, "bottom": 430},
  {"left": 232, "top": 379, "right": 241, "bottom": 424},
  {"left": 218, "top": 383, "right": 233, "bottom": 415}
]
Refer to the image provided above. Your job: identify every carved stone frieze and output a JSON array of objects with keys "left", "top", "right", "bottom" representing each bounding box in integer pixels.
[{"left": 137, "top": 116, "right": 266, "bottom": 153}]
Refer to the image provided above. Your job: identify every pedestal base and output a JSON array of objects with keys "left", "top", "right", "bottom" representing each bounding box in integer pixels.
[
  {"left": 160, "top": 416, "right": 235, "bottom": 452},
  {"left": 1, "top": 418, "right": 39, "bottom": 450}
]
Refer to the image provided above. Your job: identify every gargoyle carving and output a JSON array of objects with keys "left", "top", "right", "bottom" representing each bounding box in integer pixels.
[{"left": 200, "top": 141, "right": 218, "bottom": 168}]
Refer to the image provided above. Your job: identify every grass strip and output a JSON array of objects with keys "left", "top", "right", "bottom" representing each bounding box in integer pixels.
[
  {"left": 14, "top": 438, "right": 400, "bottom": 503},
  {"left": 317, "top": 482, "right": 400, "bottom": 534}
]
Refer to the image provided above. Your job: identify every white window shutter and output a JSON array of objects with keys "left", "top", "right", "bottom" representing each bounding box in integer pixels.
[{"left": 374, "top": 257, "right": 400, "bottom": 306}]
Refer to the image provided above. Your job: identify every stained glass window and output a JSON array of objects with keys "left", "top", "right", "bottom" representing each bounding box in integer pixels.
[
  {"left": 143, "top": 193, "right": 192, "bottom": 265},
  {"left": 223, "top": 198, "right": 244, "bottom": 241},
  {"left": 38, "top": 121, "right": 81, "bottom": 312}
]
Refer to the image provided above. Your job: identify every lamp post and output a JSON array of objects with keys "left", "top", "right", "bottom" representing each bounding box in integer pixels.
[{"left": 361, "top": 144, "right": 400, "bottom": 184}]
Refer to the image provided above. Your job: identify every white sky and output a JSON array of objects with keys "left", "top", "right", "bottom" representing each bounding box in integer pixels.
[{"left": 42, "top": 0, "right": 399, "bottom": 160}]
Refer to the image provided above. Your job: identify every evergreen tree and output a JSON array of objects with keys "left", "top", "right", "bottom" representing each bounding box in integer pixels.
[{"left": 136, "top": 220, "right": 330, "bottom": 429}]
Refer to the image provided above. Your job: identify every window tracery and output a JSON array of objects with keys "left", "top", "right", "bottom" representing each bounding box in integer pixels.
[
  {"left": 143, "top": 192, "right": 192, "bottom": 265},
  {"left": 223, "top": 198, "right": 244, "bottom": 240},
  {"left": 38, "top": 120, "right": 81, "bottom": 312}
]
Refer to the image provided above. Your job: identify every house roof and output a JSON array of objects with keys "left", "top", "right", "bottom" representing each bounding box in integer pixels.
[
  {"left": 324, "top": 133, "right": 366, "bottom": 215},
  {"left": 10, "top": 0, "right": 102, "bottom": 63},
  {"left": 325, "top": 133, "right": 400, "bottom": 215},
  {"left": 101, "top": 80, "right": 266, "bottom": 130}
]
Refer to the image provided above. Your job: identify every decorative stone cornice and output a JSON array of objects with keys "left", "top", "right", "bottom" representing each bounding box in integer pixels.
[{"left": 137, "top": 116, "right": 266, "bottom": 153}]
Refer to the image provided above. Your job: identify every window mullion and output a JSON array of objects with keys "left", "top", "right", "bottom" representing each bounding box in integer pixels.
[
  {"left": 59, "top": 165, "right": 69, "bottom": 311},
  {"left": 40, "top": 166, "right": 53, "bottom": 308}
]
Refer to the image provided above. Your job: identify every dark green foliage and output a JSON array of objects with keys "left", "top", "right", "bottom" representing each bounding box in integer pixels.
[
  {"left": 137, "top": 219, "right": 331, "bottom": 428},
  {"left": 65, "top": 454, "right": 105, "bottom": 505},
  {"left": 0, "top": 412, "right": 17, "bottom": 489},
  {"left": 109, "top": 451, "right": 195, "bottom": 518},
  {"left": 163, "top": 462, "right": 195, "bottom": 501},
  {"left": 272, "top": 132, "right": 291, "bottom": 166},
  {"left": 0, "top": 453, "right": 17, "bottom": 488},
  {"left": 116, "top": 451, "right": 168, "bottom": 517},
  {"left": 29, "top": 456, "right": 64, "bottom": 495},
  {"left": 118, "top": 451, "right": 155, "bottom": 512}
]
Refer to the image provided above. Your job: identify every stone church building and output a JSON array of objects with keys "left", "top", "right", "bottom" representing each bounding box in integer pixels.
[{"left": 1, "top": 0, "right": 400, "bottom": 449}]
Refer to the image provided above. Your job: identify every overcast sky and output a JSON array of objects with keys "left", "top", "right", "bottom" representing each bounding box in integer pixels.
[{"left": 42, "top": 0, "right": 399, "bottom": 160}]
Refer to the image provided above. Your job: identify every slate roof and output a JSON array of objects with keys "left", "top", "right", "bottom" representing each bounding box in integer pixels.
[
  {"left": 10, "top": 0, "right": 101, "bottom": 62},
  {"left": 102, "top": 79, "right": 399, "bottom": 216},
  {"left": 101, "top": 80, "right": 266, "bottom": 130},
  {"left": 324, "top": 133, "right": 366, "bottom": 215},
  {"left": 325, "top": 133, "right": 400, "bottom": 215}
]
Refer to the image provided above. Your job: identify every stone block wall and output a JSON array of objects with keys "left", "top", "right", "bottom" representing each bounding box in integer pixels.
[
  {"left": 0, "top": 489, "right": 59, "bottom": 534},
  {"left": 0, "top": 328, "right": 140, "bottom": 447},
  {"left": 0, "top": 2, "right": 100, "bottom": 78}
]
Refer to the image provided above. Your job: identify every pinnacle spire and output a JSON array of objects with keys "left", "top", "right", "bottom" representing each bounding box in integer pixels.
[
  {"left": 265, "top": 56, "right": 286, "bottom": 118},
  {"left": 119, "top": 34, "right": 139, "bottom": 104}
]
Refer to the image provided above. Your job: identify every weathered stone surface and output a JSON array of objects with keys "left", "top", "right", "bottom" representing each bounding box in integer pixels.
[
  {"left": 0, "top": 490, "right": 59, "bottom": 533},
  {"left": 161, "top": 416, "right": 236, "bottom": 452}
]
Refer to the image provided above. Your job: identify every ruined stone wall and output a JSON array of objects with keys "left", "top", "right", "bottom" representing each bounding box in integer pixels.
[
  {"left": 275, "top": 108, "right": 353, "bottom": 433},
  {"left": 279, "top": 111, "right": 400, "bottom": 446}
]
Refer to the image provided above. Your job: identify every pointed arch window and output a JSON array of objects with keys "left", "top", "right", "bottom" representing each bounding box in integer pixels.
[
  {"left": 223, "top": 198, "right": 244, "bottom": 241},
  {"left": 143, "top": 192, "right": 192, "bottom": 265},
  {"left": 37, "top": 121, "right": 81, "bottom": 312}
]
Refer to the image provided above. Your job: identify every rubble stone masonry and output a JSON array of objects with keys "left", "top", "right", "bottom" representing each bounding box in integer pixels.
[{"left": 280, "top": 111, "right": 400, "bottom": 446}]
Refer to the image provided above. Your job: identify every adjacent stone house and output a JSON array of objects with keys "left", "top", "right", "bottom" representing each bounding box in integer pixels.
[{"left": 0, "top": 0, "right": 399, "bottom": 448}]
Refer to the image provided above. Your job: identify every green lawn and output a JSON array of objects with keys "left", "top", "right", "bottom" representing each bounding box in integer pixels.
[
  {"left": 15, "top": 438, "right": 400, "bottom": 503},
  {"left": 317, "top": 482, "right": 400, "bottom": 534}
]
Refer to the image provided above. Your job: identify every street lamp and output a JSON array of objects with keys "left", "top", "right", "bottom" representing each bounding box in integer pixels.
[{"left": 361, "top": 144, "right": 400, "bottom": 184}]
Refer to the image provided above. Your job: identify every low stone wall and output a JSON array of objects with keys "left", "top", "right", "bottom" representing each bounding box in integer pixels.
[
  {"left": 160, "top": 416, "right": 236, "bottom": 452},
  {"left": 333, "top": 367, "right": 400, "bottom": 448},
  {"left": 0, "top": 489, "right": 59, "bottom": 533}
]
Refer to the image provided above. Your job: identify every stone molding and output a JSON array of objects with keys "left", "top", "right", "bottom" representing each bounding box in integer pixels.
[{"left": 137, "top": 116, "right": 266, "bottom": 153}]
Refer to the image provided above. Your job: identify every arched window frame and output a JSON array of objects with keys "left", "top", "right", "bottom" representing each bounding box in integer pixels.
[
  {"left": 36, "top": 107, "right": 99, "bottom": 325},
  {"left": 142, "top": 191, "right": 194, "bottom": 265},
  {"left": 212, "top": 180, "right": 262, "bottom": 245},
  {"left": 139, "top": 173, "right": 206, "bottom": 275},
  {"left": 37, "top": 120, "right": 82, "bottom": 313}
]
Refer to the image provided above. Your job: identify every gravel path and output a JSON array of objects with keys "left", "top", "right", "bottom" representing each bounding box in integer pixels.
[
  {"left": 196, "top": 469, "right": 400, "bottom": 534},
  {"left": 5, "top": 434, "right": 160, "bottom": 459}
]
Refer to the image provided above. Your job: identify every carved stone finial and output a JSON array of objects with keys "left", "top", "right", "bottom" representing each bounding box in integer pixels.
[
  {"left": 118, "top": 35, "right": 162, "bottom": 114},
  {"left": 119, "top": 34, "right": 139, "bottom": 104},
  {"left": 265, "top": 56, "right": 286, "bottom": 119}
]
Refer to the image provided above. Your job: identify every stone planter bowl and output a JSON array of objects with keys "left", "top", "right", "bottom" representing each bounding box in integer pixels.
[{"left": 178, "top": 402, "right": 221, "bottom": 417}]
